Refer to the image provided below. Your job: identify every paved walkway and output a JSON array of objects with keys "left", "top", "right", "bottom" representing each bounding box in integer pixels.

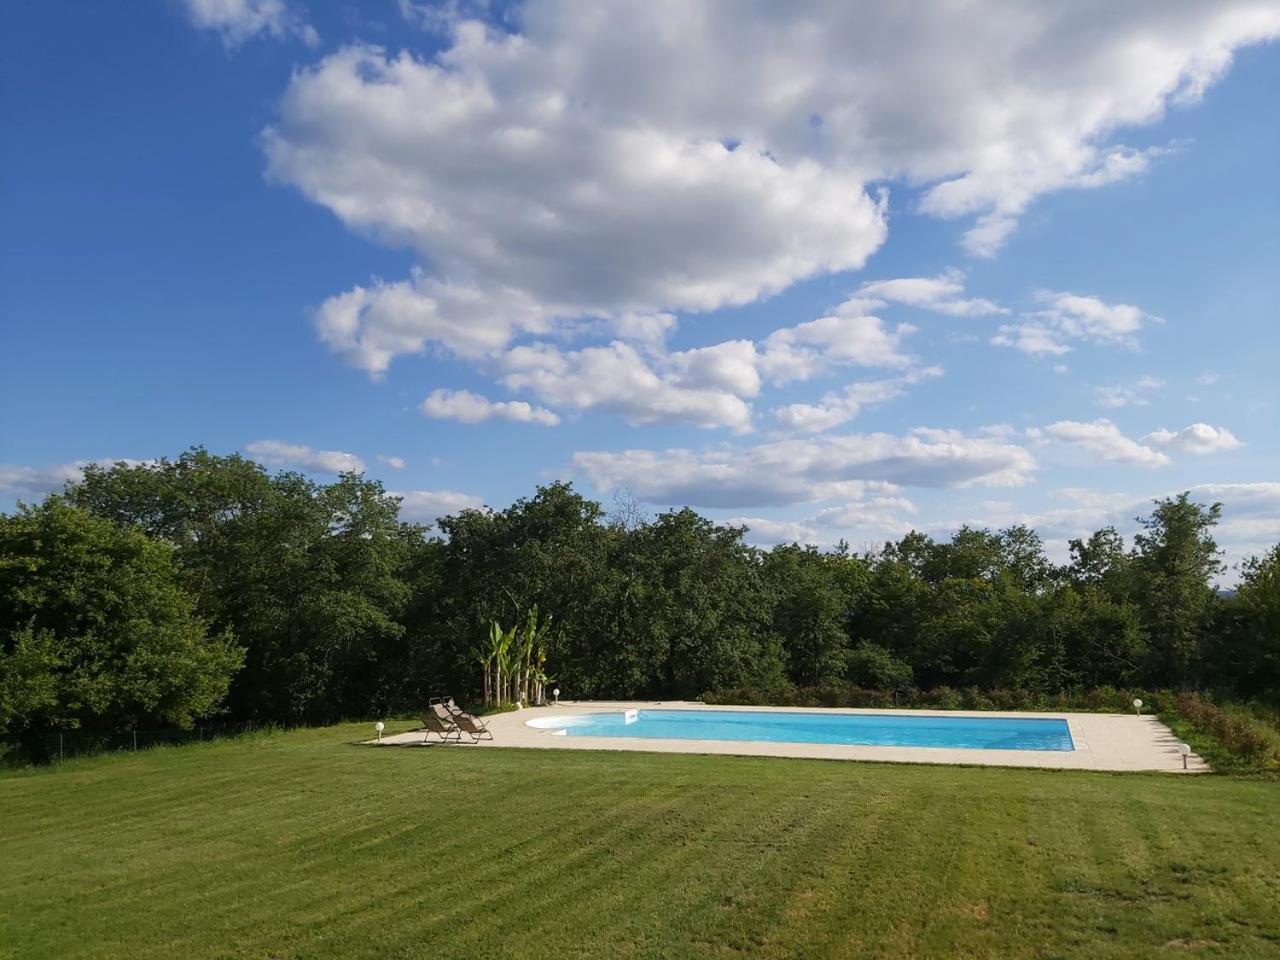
[{"left": 376, "top": 701, "right": 1208, "bottom": 773}]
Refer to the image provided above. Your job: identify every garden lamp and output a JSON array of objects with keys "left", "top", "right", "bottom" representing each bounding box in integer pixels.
[{"left": 375, "top": 721, "right": 385, "bottom": 742}]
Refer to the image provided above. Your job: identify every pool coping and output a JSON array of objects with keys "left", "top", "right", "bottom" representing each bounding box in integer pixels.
[{"left": 375, "top": 701, "right": 1208, "bottom": 773}]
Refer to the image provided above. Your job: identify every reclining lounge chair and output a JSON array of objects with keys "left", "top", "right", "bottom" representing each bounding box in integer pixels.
[
  {"left": 435, "top": 697, "right": 494, "bottom": 742},
  {"left": 422, "top": 706, "right": 461, "bottom": 743}
]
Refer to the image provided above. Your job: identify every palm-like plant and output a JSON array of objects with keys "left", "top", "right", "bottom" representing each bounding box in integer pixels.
[{"left": 478, "top": 606, "right": 554, "bottom": 706}]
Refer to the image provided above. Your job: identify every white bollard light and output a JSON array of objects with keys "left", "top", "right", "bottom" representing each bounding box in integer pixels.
[
  {"left": 375, "top": 721, "right": 385, "bottom": 742},
  {"left": 1133, "top": 698, "right": 1143, "bottom": 716},
  {"left": 552, "top": 687, "right": 560, "bottom": 705},
  {"left": 1177, "top": 742, "right": 1191, "bottom": 770}
]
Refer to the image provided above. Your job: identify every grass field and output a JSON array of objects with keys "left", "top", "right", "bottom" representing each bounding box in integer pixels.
[{"left": 3, "top": 723, "right": 1279, "bottom": 959}]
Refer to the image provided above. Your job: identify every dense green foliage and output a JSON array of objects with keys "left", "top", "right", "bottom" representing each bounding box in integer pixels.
[
  {"left": 3, "top": 724, "right": 1280, "bottom": 958},
  {"left": 68, "top": 451, "right": 417, "bottom": 724},
  {"left": 1, "top": 448, "right": 1277, "bottom": 742},
  {"left": 0, "top": 499, "right": 243, "bottom": 753},
  {"left": 1163, "top": 693, "right": 1280, "bottom": 776}
]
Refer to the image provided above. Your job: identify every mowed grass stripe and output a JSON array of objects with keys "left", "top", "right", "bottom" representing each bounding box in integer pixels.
[{"left": 3, "top": 725, "right": 1280, "bottom": 959}]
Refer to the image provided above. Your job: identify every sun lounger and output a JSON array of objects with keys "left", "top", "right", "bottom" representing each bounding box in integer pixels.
[
  {"left": 433, "top": 697, "right": 493, "bottom": 742},
  {"left": 422, "top": 708, "right": 461, "bottom": 742},
  {"left": 451, "top": 711, "right": 493, "bottom": 742}
]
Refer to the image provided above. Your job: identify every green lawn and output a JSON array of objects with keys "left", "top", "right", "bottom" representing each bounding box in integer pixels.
[{"left": 3, "top": 724, "right": 1279, "bottom": 959}]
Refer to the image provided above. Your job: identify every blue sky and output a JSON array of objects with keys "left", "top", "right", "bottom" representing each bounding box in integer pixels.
[{"left": 2, "top": 1, "right": 1278, "bottom": 573}]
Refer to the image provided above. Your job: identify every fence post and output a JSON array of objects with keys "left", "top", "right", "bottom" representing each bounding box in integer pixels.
[
  {"left": 132, "top": 730, "right": 137, "bottom": 752},
  {"left": 59, "top": 733, "right": 64, "bottom": 762}
]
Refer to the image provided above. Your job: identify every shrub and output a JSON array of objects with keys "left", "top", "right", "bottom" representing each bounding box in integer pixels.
[{"left": 1171, "top": 693, "right": 1280, "bottom": 772}]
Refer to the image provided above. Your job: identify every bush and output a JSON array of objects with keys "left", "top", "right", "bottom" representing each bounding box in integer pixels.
[
  {"left": 845, "top": 644, "right": 916, "bottom": 696},
  {"left": 1170, "top": 693, "right": 1280, "bottom": 773}
]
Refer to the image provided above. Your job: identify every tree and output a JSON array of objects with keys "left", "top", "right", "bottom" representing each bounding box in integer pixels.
[
  {"left": 68, "top": 449, "right": 417, "bottom": 723},
  {"left": 762, "top": 545, "right": 866, "bottom": 686},
  {"left": 1211, "top": 547, "right": 1280, "bottom": 696},
  {"left": 1132, "top": 493, "right": 1224, "bottom": 686},
  {"left": 0, "top": 499, "right": 243, "bottom": 755},
  {"left": 1068, "top": 527, "right": 1131, "bottom": 592}
]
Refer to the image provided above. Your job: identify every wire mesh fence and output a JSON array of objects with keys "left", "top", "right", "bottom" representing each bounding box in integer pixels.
[{"left": 1, "top": 722, "right": 270, "bottom": 767}]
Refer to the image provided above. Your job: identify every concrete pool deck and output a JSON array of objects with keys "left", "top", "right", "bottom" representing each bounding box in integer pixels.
[{"left": 374, "top": 701, "right": 1208, "bottom": 773}]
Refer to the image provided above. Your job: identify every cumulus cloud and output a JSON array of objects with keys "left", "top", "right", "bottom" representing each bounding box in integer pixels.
[
  {"left": 1143, "top": 423, "right": 1243, "bottom": 455},
  {"left": 995, "top": 292, "right": 1160, "bottom": 356},
  {"left": 757, "top": 301, "right": 917, "bottom": 382},
  {"left": 854, "top": 269, "right": 1006, "bottom": 317},
  {"left": 958, "top": 482, "right": 1280, "bottom": 579},
  {"left": 572, "top": 428, "right": 1035, "bottom": 509},
  {"left": 500, "top": 342, "right": 754, "bottom": 432},
  {"left": 264, "top": 3, "right": 1279, "bottom": 372},
  {"left": 243, "top": 440, "right": 365, "bottom": 474},
  {"left": 773, "top": 366, "right": 944, "bottom": 433},
  {"left": 0, "top": 460, "right": 153, "bottom": 500},
  {"left": 1027, "top": 419, "right": 1169, "bottom": 467},
  {"left": 393, "top": 489, "right": 485, "bottom": 525},
  {"left": 490, "top": 298, "right": 931, "bottom": 432},
  {"left": 992, "top": 323, "right": 1073, "bottom": 357},
  {"left": 377, "top": 454, "right": 407, "bottom": 469},
  {"left": 267, "top": 40, "right": 886, "bottom": 374},
  {"left": 180, "top": 0, "right": 317, "bottom": 47},
  {"left": 1095, "top": 375, "right": 1165, "bottom": 408},
  {"left": 313, "top": 273, "right": 552, "bottom": 377},
  {"left": 421, "top": 388, "right": 560, "bottom": 426},
  {"left": 729, "top": 495, "right": 918, "bottom": 548}
]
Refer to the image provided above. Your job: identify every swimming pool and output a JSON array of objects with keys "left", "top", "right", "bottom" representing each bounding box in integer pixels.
[{"left": 526, "top": 708, "right": 1075, "bottom": 752}]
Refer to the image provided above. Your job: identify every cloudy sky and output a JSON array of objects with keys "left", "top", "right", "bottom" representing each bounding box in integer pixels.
[{"left": 2, "top": 0, "right": 1278, "bottom": 574}]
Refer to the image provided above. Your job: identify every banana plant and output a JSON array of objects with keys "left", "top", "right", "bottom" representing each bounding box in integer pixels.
[
  {"left": 483, "top": 620, "right": 517, "bottom": 706},
  {"left": 481, "top": 607, "right": 554, "bottom": 706}
]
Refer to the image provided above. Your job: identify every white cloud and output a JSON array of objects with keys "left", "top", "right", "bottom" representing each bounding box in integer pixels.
[
  {"left": 758, "top": 301, "right": 917, "bottom": 381},
  {"left": 243, "top": 440, "right": 366, "bottom": 474},
  {"left": 992, "top": 323, "right": 1072, "bottom": 357},
  {"left": 500, "top": 342, "right": 754, "bottom": 432},
  {"left": 421, "top": 388, "right": 560, "bottom": 426},
  {"left": 959, "top": 482, "right": 1280, "bottom": 580},
  {"left": 265, "top": 3, "right": 1279, "bottom": 371},
  {"left": 1197, "top": 371, "right": 1222, "bottom": 386},
  {"left": 377, "top": 454, "right": 407, "bottom": 469},
  {"left": 0, "top": 460, "right": 150, "bottom": 500},
  {"left": 612, "top": 312, "right": 677, "bottom": 345},
  {"left": 1143, "top": 423, "right": 1243, "bottom": 455},
  {"left": 995, "top": 292, "right": 1160, "bottom": 356},
  {"left": 1038, "top": 293, "right": 1155, "bottom": 346},
  {"left": 397, "top": 0, "right": 488, "bottom": 34},
  {"left": 1095, "top": 375, "right": 1165, "bottom": 408},
  {"left": 729, "top": 495, "right": 918, "bottom": 548},
  {"left": 267, "top": 42, "right": 886, "bottom": 374},
  {"left": 854, "top": 269, "right": 1006, "bottom": 317},
  {"left": 313, "top": 272, "right": 552, "bottom": 377},
  {"left": 773, "top": 366, "right": 943, "bottom": 433},
  {"left": 1027, "top": 419, "right": 1169, "bottom": 467},
  {"left": 393, "top": 489, "right": 485, "bottom": 525},
  {"left": 722, "top": 516, "right": 821, "bottom": 547},
  {"left": 489, "top": 297, "right": 929, "bottom": 431},
  {"left": 573, "top": 428, "right": 1035, "bottom": 509},
  {"left": 0, "top": 463, "right": 85, "bottom": 499},
  {"left": 181, "top": 0, "right": 317, "bottom": 47},
  {"left": 671, "top": 340, "right": 763, "bottom": 398}
]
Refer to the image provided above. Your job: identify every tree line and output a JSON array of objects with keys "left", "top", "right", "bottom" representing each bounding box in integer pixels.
[{"left": 1, "top": 448, "right": 1277, "bottom": 754}]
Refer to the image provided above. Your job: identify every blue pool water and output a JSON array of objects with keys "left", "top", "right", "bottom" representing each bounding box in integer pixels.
[{"left": 529, "top": 709, "right": 1074, "bottom": 751}]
